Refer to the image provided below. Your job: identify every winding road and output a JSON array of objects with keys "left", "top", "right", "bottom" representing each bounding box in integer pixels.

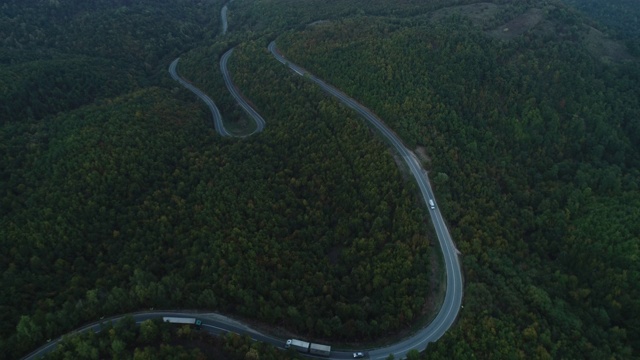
[
  {"left": 220, "top": 48, "right": 266, "bottom": 134},
  {"left": 169, "top": 11, "right": 265, "bottom": 136},
  {"left": 22, "top": 5, "right": 463, "bottom": 360},
  {"left": 169, "top": 58, "right": 231, "bottom": 137},
  {"left": 169, "top": 2, "right": 265, "bottom": 137},
  {"left": 269, "top": 41, "right": 463, "bottom": 359},
  {"left": 23, "top": 311, "right": 362, "bottom": 360}
]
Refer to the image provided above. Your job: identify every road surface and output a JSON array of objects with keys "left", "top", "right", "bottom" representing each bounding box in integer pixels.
[
  {"left": 269, "top": 41, "right": 463, "bottom": 360},
  {"left": 23, "top": 311, "right": 360, "bottom": 360},
  {"left": 220, "top": 48, "right": 266, "bottom": 134},
  {"left": 169, "top": 58, "right": 231, "bottom": 137},
  {"left": 221, "top": 5, "right": 229, "bottom": 35},
  {"left": 22, "top": 30, "right": 463, "bottom": 360},
  {"left": 169, "top": 3, "right": 265, "bottom": 137}
]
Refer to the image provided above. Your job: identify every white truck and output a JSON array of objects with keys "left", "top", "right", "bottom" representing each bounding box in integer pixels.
[
  {"left": 309, "top": 343, "right": 332, "bottom": 356},
  {"left": 285, "top": 339, "right": 331, "bottom": 356},
  {"left": 429, "top": 199, "right": 436, "bottom": 209},
  {"left": 162, "top": 317, "right": 202, "bottom": 330},
  {"left": 162, "top": 317, "right": 196, "bottom": 324}
]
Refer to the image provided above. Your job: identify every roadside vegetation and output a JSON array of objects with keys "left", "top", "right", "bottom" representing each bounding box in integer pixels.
[
  {"left": 278, "top": 1, "right": 640, "bottom": 358},
  {"left": 42, "top": 316, "right": 294, "bottom": 360},
  {"left": 1, "top": 0, "right": 639, "bottom": 359},
  {"left": 2, "top": 0, "right": 431, "bottom": 358}
]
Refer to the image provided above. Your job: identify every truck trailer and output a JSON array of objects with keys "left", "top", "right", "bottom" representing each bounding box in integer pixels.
[
  {"left": 285, "top": 339, "right": 310, "bottom": 353},
  {"left": 309, "top": 343, "right": 331, "bottom": 356},
  {"left": 163, "top": 317, "right": 196, "bottom": 324},
  {"left": 162, "top": 317, "right": 202, "bottom": 329},
  {"left": 285, "top": 339, "right": 331, "bottom": 356}
]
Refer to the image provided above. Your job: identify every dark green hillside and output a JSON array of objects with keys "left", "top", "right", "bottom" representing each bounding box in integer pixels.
[
  {"left": 1, "top": 1, "right": 432, "bottom": 355},
  {"left": 3, "top": 0, "right": 640, "bottom": 358},
  {"left": 0, "top": 0, "right": 218, "bottom": 56},
  {"left": 42, "top": 316, "right": 295, "bottom": 360},
  {"left": 278, "top": 1, "right": 639, "bottom": 357},
  {"left": 2, "top": 75, "right": 430, "bottom": 356},
  {"left": 561, "top": 0, "right": 640, "bottom": 39},
  {"left": 0, "top": 0, "right": 221, "bottom": 124},
  {"left": 0, "top": 57, "right": 137, "bottom": 124},
  {"left": 227, "top": 0, "right": 489, "bottom": 37}
]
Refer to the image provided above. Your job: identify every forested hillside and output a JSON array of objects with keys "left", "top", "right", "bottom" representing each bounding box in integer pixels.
[
  {"left": 560, "top": 0, "right": 640, "bottom": 40},
  {"left": 2, "top": 0, "right": 433, "bottom": 358},
  {"left": 278, "top": 1, "right": 640, "bottom": 357},
  {"left": 2, "top": 0, "right": 639, "bottom": 358},
  {"left": 42, "top": 316, "right": 297, "bottom": 360},
  {"left": 0, "top": 0, "right": 220, "bottom": 124}
]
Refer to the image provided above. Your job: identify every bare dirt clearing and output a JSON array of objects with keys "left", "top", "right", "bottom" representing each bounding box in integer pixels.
[
  {"left": 486, "top": 8, "right": 544, "bottom": 40},
  {"left": 584, "top": 26, "right": 634, "bottom": 63},
  {"left": 430, "top": 2, "right": 498, "bottom": 27}
]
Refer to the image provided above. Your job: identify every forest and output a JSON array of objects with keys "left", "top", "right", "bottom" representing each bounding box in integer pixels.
[
  {"left": 276, "top": 0, "right": 640, "bottom": 358},
  {"left": 43, "top": 316, "right": 297, "bottom": 360},
  {"left": 1, "top": 0, "right": 639, "bottom": 358},
  {"left": 2, "top": 0, "right": 432, "bottom": 358},
  {"left": 561, "top": 0, "right": 640, "bottom": 40}
]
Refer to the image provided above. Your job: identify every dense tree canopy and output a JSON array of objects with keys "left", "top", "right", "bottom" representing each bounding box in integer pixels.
[
  {"left": 2, "top": 0, "right": 639, "bottom": 358},
  {"left": 1, "top": 1, "right": 435, "bottom": 358},
  {"left": 278, "top": 1, "right": 639, "bottom": 357},
  {"left": 42, "top": 316, "right": 296, "bottom": 360}
]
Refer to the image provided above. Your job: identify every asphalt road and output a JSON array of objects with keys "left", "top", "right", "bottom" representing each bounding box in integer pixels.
[
  {"left": 21, "top": 34, "right": 463, "bottom": 360},
  {"left": 22, "top": 311, "right": 272, "bottom": 360},
  {"left": 220, "top": 48, "right": 266, "bottom": 134},
  {"left": 169, "top": 58, "right": 231, "bottom": 137},
  {"left": 269, "top": 41, "right": 463, "bottom": 360},
  {"left": 169, "top": 4, "right": 265, "bottom": 137},
  {"left": 221, "top": 5, "right": 228, "bottom": 35},
  {"left": 22, "top": 311, "right": 360, "bottom": 360}
]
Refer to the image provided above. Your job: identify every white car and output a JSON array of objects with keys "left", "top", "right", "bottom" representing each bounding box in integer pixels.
[{"left": 353, "top": 352, "right": 365, "bottom": 358}]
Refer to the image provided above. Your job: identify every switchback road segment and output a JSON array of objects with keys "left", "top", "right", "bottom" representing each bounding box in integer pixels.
[
  {"left": 169, "top": 4, "right": 266, "bottom": 138},
  {"left": 220, "top": 48, "right": 266, "bottom": 134},
  {"left": 169, "top": 58, "right": 231, "bottom": 137}
]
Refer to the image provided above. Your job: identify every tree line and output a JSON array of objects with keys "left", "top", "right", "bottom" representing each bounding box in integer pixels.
[{"left": 277, "top": 2, "right": 639, "bottom": 357}]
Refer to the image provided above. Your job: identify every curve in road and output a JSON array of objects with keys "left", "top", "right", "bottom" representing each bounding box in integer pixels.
[
  {"left": 22, "top": 23, "right": 462, "bottom": 360},
  {"left": 22, "top": 311, "right": 271, "bottom": 360},
  {"left": 169, "top": 58, "right": 231, "bottom": 137},
  {"left": 269, "top": 41, "right": 463, "bottom": 360},
  {"left": 220, "top": 48, "right": 266, "bottom": 135},
  {"left": 169, "top": 3, "right": 266, "bottom": 138},
  {"left": 23, "top": 310, "right": 366, "bottom": 360}
]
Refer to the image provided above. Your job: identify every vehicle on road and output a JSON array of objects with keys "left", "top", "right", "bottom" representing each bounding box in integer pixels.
[
  {"left": 285, "top": 339, "right": 331, "bottom": 356},
  {"left": 162, "top": 317, "right": 202, "bottom": 330},
  {"left": 310, "top": 343, "right": 331, "bottom": 356},
  {"left": 163, "top": 317, "right": 196, "bottom": 324},
  {"left": 271, "top": 40, "right": 463, "bottom": 359},
  {"left": 353, "top": 351, "right": 365, "bottom": 358}
]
